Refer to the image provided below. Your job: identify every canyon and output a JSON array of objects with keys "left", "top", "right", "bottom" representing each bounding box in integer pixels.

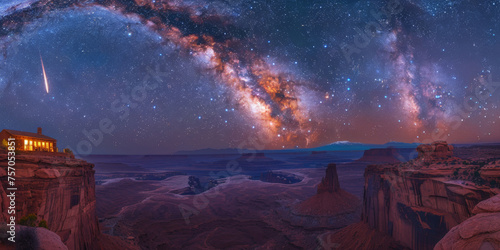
[
  {"left": 1, "top": 142, "right": 499, "bottom": 249},
  {"left": 0, "top": 151, "right": 134, "bottom": 249},
  {"left": 324, "top": 142, "right": 500, "bottom": 249}
]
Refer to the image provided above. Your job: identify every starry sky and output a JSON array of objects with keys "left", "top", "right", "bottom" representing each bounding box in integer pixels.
[{"left": 0, "top": 0, "right": 499, "bottom": 154}]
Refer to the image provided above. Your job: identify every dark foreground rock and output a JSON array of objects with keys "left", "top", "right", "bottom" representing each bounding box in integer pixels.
[{"left": 435, "top": 194, "right": 500, "bottom": 250}]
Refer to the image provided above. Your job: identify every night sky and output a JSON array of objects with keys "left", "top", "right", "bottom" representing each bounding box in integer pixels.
[{"left": 0, "top": 0, "right": 499, "bottom": 154}]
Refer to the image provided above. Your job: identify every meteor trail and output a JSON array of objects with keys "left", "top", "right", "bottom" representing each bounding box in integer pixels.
[{"left": 40, "top": 54, "right": 49, "bottom": 93}]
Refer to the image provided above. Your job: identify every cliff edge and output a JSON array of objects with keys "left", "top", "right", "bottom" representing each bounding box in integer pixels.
[
  {"left": 435, "top": 194, "right": 500, "bottom": 250},
  {"left": 0, "top": 152, "right": 99, "bottom": 249},
  {"left": 327, "top": 142, "right": 500, "bottom": 250},
  {"left": 362, "top": 141, "right": 500, "bottom": 249}
]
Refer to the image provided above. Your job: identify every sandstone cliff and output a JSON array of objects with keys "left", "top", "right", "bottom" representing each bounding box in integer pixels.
[
  {"left": 354, "top": 148, "right": 404, "bottom": 164},
  {"left": 0, "top": 152, "right": 100, "bottom": 249},
  {"left": 362, "top": 142, "right": 500, "bottom": 249},
  {"left": 328, "top": 142, "right": 500, "bottom": 249},
  {"left": 435, "top": 194, "right": 500, "bottom": 250}
]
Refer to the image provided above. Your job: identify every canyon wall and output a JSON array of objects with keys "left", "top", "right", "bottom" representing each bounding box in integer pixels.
[
  {"left": 435, "top": 194, "right": 500, "bottom": 249},
  {"left": 362, "top": 142, "right": 500, "bottom": 249},
  {"left": 0, "top": 152, "right": 100, "bottom": 249},
  {"left": 355, "top": 148, "right": 404, "bottom": 164}
]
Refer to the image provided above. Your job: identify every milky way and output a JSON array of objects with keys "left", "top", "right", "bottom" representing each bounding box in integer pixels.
[{"left": 0, "top": 0, "right": 499, "bottom": 154}]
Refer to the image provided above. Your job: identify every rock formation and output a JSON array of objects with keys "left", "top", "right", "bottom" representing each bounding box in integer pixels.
[
  {"left": 435, "top": 194, "right": 500, "bottom": 250},
  {"left": 0, "top": 153, "right": 99, "bottom": 249},
  {"left": 327, "top": 142, "right": 500, "bottom": 250},
  {"left": 295, "top": 163, "right": 360, "bottom": 216},
  {"left": 317, "top": 163, "right": 341, "bottom": 194},
  {"left": 318, "top": 221, "right": 410, "bottom": 250},
  {"left": 355, "top": 148, "right": 403, "bottom": 164},
  {"left": 259, "top": 171, "right": 302, "bottom": 184},
  {"left": 416, "top": 141, "right": 454, "bottom": 162},
  {"left": 0, "top": 225, "right": 69, "bottom": 250},
  {"left": 34, "top": 226, "right": 69, "bottom": 250},
  {"left": 361, "top": 147, "right": 499, "bottom": 249}
]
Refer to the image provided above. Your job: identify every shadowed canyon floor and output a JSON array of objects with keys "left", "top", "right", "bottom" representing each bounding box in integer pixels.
[
  {"left": 91, "top": 150, "right": 406, "bottom": 249},
  {"left": 96, "top": 167, "right": 360, "bottom": 249},
  {"left": 4, "top": 145, "right": 498, "bottom": 249},
  {"left": 87, "top": 144, "right": 500, "bottom": 249}
]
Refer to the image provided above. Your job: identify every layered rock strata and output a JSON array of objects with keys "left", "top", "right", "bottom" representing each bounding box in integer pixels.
[{"left": 0, "top": 153, "right": 100, "bottom": 249}]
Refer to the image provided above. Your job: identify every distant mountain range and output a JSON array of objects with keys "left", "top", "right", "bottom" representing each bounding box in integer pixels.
[
  {"left": 312, "top": 141, "right": 421, "bottom": 151},
  {"left": 174, "top": 141, "right": 421, "bottom": 155},
  {"left": 175, "top": 148, "right": 244, "bottom": 155}
]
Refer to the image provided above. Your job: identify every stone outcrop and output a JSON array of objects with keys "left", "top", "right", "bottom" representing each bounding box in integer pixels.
[
  {"left": 472, "top": 193, "right": 500, "bottom": 214},
  {"left": 361, "top": 143, "right": 500, "bottom": 249},
  {"left": 0, "top": 153, "right": 100, "bottom": 249},
  {"left": 35, "top": 226, "right": 69, "bottom": 250},
  {"left": 435, "top": 194, "right": 500, "bottom": 250},
  {"left": 355, "top": 148, "right": 403, "bottom": 164},
  {"left": 328, "top": 142, "right": 500, "bottom": 250},
  {"left": 416, "top": 141, "right": 454, "bottom": 162},
  {"left": 317, "top": 163, "right": 341, "bottom": 194},
  {"left": 295, "top": 164, "right": 360, "bottom": 216},
  {"left": 318, "top": 221, "right": 410, "bottom": 250},
  {"left": 0, "top": 225, "right": 69, "bottom": 250}
]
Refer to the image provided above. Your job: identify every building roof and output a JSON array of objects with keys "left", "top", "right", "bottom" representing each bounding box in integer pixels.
[{"left": 2, "top": 129, "right": 56, "bottom": 141}]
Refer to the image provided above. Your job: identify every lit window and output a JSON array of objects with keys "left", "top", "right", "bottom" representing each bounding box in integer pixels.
[{"left": 25, "top": 140, "right": 28, "bottom": 145}]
